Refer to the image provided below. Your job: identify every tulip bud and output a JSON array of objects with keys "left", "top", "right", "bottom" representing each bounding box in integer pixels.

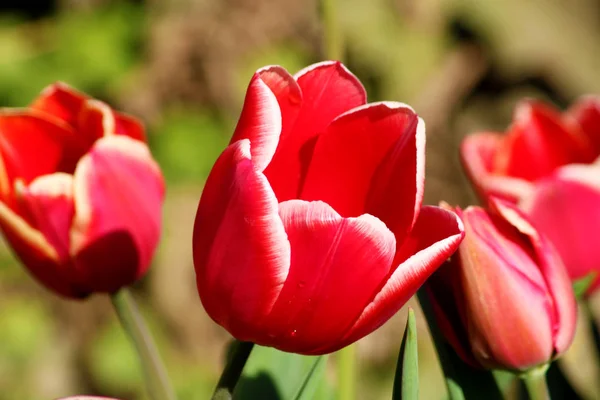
[
  {"left": 0, "top": 83, "right": 164, "bottom": 298},
  {"left": 426, "top": 198, "right": 576, "bottom": 371}
]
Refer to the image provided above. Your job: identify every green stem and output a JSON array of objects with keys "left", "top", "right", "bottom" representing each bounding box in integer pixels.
[
  {"left": 211, "top": 340, "right": 255, "bottom": 400},
  {"left": 110, "top": 289, "right": 176, "bottom": 400},
  {"left": 337, "top": 344, "right": 356, "bottom": 400},
  {"left": 319, "top": 0, "right": 343, "bottom": 60},
  {"left": 521, "top": 365, "right": 550, "bottom": 400}
]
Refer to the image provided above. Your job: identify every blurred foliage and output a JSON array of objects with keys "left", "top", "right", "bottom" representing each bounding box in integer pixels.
[{"left": 0, "top": 0, "right": 598, "bottom": 399}]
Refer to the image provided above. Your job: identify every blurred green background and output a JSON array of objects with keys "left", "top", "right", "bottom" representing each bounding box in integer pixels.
[{"left": 0, "top": 0, "right": 600, "bottom": 399}]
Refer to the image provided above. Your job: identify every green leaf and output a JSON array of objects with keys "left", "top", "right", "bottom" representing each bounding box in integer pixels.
[
  {"left": 234, "top": 345, "right": 329, "bottom": 400},
  {"left": 573, "top": 272, "right": 598, "bottom": 299},
  {"left": 417, "top": 289, "right": 503, "bottom": 400},
  {"left": 393, "top": 307, "right": 419, "bottom": 400}
]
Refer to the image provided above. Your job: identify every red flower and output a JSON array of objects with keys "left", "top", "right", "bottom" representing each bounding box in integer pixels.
[
  {"left": 426, "top": 199, "right": 577, "bottom": 371},
  {"left": 461, "top": 98, "right": 600, "bottom": 293},
  {"left": 0, "top": 83, "right": 165, "bottom": 298},
  {"left": 193, "top": 61, "right": 465, "bottom": 355}
]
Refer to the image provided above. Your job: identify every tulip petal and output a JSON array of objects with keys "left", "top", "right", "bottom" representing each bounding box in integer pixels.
[
  {"left": 264, "top": 200, "right": 395, "bottom": 354},
  {"left": 494, "top": 100, "right": 594, "bottom": 181},
  {"left": 425, "top": 259, "right": 481, "bottom": 367},
  {"left": 264, "top": 61, "right": 367, "bottom": 201},
  {"left": 301, "top": 102, "right": 424, "bottom": 244},
  {"left": 77, "top": 100, "right": 116, "bottom": 145},
  {"left": 0, "top": 201, "right": 79, "bottom": 297},
  {"left": 566, "top": 95, "right": 600, "bottom": 155},
  {"left": 325, "top": 206, "right": 464, "bottom": 354},
  {"left": 460, "top": 132, "right": 534, "bottom": 202},
  {"left": 492, "top": 198, "right": 577, "bottom": 359},
  {"left": 71, "top": 136, "right": 164, "bottom": 292},
  {"left": 193, "top": 139, "right": 291, "bottom": 340},
  {"left": 30, "top": 82, "right": 87, "bottom": 126},
  {"left": 17, "top": 173, "right": 75, "bottom": 261},
  {"left": 115, "top": 113, "right": 146, "bottom": 142},
  {"left": 31, "top": 82, "right": 146, "bottom": 143},
  {"left": 229, "top": 69, "right": 290, "bottom": 172},
  {"left": 0, "top": 112, "right": 85, "bottom": 201},
  {"left": 78, "top": 100, "right": 146, "bottom": 144}
]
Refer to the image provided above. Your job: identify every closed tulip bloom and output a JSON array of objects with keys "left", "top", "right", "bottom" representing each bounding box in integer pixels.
[
  {"left": 193, "top": 61, "right": 465, "bottom": 355},
  {"left": 461, "top": 97, "right": 600, "bottom": 293},
  {"left": 426, "top": 198, "right": 577, "bottom": 371},
  {"left": 0, "top": 83, "right": 164, "bottom": 298}
]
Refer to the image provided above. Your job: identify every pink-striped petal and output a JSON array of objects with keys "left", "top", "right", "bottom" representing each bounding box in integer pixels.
[
  {"left": 492, "top": 197, "right": 577, "bottom": 356},
  {"left": 326, "top": 206, "right": 464, "bottom": 354},
  {"left": 70, "top": 136, "right": 164, "bottom": 292},
  {"left": 460, "top": 132, "right": 533, "bottom": 202},
  {"left": 301, "top": 102, "right": 424, "bottom": 245},
  {"left": 263, "top": 200, "right": 395, "bottom": 354},
  {"left": 264, "top": 61, "right": 367, "bottom": 201},
  {"left": 193, "top": 139, "right": 291, "bottom": 341}
]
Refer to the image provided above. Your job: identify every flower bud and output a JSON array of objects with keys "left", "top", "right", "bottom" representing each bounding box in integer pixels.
[{"left": 426, "top": 198, "right": 577, "bottom": 371}]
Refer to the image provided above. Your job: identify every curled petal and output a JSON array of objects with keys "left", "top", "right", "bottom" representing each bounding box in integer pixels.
[
  {"left": 301, "top": 102, "right": 424, "bottom": 245},
  {"left": 71, "top": 136, "right": 164, "bottom": 292},
  {"left": 229, "top": 71, "right": 286, "bottom": 172},
  {"left": 326, "top": 206, "right": 464, "bottom": 354},
  {"left": 193, "top": 140, "right": 291, "bottom": 340},
  {"left": 460, "top": 132, "right": 534, "bottom": 202},
  {"left": 264, "top": 200, "right": 395, "bottom": 354},
  {"left": 492, "top": 198, "right": 577, "bottom": 358},
  {"left": 264, "top": 61, "right": 367, "bottom": 201}
]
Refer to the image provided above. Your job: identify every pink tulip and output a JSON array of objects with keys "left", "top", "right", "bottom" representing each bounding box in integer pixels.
[
  {"left": 0, "top": 83, "right": 164, "bottom": 298},
  {"left": 426, "top": 198, "right": 577, "bottom": 371},
  {"left": 461, "top": 97, "right": 600, "bottom": 293},
  {"left": 193, "top": 61, "right": 465, "bottom": 355}
]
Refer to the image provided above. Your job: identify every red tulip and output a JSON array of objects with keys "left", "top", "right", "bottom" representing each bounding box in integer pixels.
[
  {"left": 0, "top": 83, "right": 164, "bottom": 298},
  {"left": 193, "top": 61, "right": 465, "bottom": 355},
  {"left": 461, "top": 97, "right": 600, "bottom": 293},
  {"left": 426, "top": 198, "right": 577, "bottom": 371}
]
